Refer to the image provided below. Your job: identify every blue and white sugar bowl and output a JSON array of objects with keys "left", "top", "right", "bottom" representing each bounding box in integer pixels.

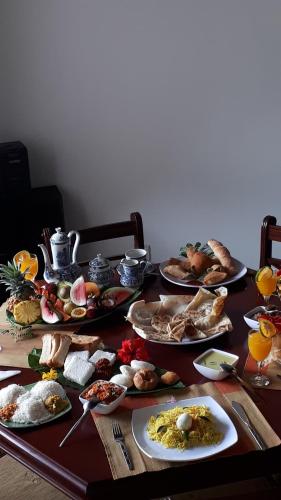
[{"left": 88, "top": 253, "right": 114, "bottom": 287}]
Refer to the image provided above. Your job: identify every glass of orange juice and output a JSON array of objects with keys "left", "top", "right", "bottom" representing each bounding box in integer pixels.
[
  {"left": 25, "top": 254, "right": 38, "bottom": 281},
  {"left": 13, "top": 250, "right": 38, "bottom": 282},
  {"left": 248, "top": 327, "right": 273, "bottom": 387},
  {"left": 255, "top": 266, "right": 277, "bottom": 309}
]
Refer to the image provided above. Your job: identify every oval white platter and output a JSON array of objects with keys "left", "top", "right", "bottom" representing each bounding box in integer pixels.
[{"left": 159, "top": 257, "right": 247, "bottom": 289}]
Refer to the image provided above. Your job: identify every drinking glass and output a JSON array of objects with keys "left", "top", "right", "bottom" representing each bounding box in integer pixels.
[
  {"left": 255, "top": 266, "right": 277, "bottom": 309},
  {"left": 248, "top": 329, "right": 272, "bottom": 387},
  {"left": 14, "top": 251, "right": 38, "bottom": 281},
  {"left": 24, "top": 253, "right": 39, "bottom": 281}
]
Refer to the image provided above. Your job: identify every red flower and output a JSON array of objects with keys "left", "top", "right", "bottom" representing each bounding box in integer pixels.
[{"left": 117, "top": 338, "right": 149, "bottom": 364}]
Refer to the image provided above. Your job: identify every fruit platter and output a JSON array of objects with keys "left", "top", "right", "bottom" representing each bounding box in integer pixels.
[{"left": 0, "top": 260, "right": 141, "bottom": 328}]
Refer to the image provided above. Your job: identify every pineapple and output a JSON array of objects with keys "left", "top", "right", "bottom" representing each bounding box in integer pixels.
[
  {"left": 13, "top": 300, "right": 41, "bottom": 325},
  {"left": 0, "top": 261, "right": 36, "bottom": 312}
]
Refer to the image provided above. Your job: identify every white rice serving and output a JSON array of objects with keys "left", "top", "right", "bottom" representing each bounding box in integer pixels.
[
  {"left": 30, "top": 380, "right": 66, "bottom": 400},
  {"left": 0, "top": 384, "right": 26, "bottom": 407},
  {"left": 11, "top": 394, "right": 50, "bottom": 424},
  {"left": 0, "top": 380, "right": 67, "bottom": 424}
]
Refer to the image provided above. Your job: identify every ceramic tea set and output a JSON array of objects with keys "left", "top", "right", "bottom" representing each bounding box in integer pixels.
[
  {"left": 89, "top": 248, "right": 152, "bottom": 288},
  {"left": 38, "top": 228, "right": 82, "bottom": 283},
  {"left": 39, "top": 227, "right": 151, "bottom": 288},
  {"left": 117, "top": 250, "right": 148, "bottom": 288}
]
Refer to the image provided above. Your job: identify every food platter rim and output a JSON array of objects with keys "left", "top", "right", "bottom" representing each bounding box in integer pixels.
[{"left": 134, "top": 325, "right": 229, "bottom": 346}]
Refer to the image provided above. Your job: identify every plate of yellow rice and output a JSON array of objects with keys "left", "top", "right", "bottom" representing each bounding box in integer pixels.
[{"left": 132, "top": 396, "right": 237, "bottom": 461}]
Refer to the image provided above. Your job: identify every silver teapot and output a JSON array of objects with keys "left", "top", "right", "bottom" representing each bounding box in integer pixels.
[{"left": 38, "top": 227, "right": 81, "bottom": 283}]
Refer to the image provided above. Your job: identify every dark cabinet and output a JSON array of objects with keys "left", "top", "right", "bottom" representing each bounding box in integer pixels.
[{"left": 0, "top": 185, "right": 65, "bottom": 302}]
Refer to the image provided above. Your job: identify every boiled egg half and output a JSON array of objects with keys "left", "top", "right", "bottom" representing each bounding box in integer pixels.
[{"left": 176, "top": 413, "right": 192, "bottom": 431}]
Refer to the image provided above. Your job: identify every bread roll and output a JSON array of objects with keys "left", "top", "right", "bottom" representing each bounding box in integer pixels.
[
  {"left": 189, "top": 252, "right": 214, "bottom": 275},
  {"left": 161, "top": 371, "right": 180, "bottom": 385},
  {"left": 207, "top": 240, "right": 236, "bottom": 276},
  {"left": 133, "top": 369, "right": 159, "bottom": 391}
]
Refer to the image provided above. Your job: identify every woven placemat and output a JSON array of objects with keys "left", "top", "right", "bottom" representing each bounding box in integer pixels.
[{"left": 92, "top": 380, "right": 280, "bottom": 479}]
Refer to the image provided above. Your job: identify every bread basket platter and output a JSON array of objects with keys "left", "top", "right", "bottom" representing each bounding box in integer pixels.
[
  {"left": 159, "top": 257, "right": 247, "bottom": 288},
  {"left": 126, "top": 287, "right": 233, "bottom": 345}
]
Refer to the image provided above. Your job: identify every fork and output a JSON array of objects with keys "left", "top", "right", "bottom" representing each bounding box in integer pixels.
[{"left": 112, "top": 421, "right": 134, "bottom": 470}]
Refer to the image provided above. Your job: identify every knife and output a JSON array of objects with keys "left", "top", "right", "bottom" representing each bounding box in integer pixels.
[{"left": 231, "top": 401, "right": 267, "bottom": 450}]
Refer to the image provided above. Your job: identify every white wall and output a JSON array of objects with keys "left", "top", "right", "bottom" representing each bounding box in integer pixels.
[{"left": 1, "top": 0, "right": 281, "bottom": 268}]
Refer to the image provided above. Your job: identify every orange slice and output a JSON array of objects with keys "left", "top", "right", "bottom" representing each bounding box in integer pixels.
[
  {"left": 259, "top": 318, "right": 277, "bottom": 338},
  {"left": 255, "top": 266, "right": 273, "bottom": 282},
  {"left": 71, "top": 307, "right": 87, "bottom": 320}
]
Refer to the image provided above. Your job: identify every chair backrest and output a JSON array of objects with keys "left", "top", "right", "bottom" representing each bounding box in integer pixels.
[
  {"left": 41, "top": 212, "right": 144, "bottom": 266},
  {"left": 260, "top": 215, "right": 281, "bottom": 269}
]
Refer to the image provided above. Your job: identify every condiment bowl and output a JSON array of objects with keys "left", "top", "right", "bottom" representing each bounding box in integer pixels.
[
  {"left": 193, "top": 348, "right": 239, "bottom": 381},
  {"left": 79, "top": 380, "right": 127, "bottom": 415},
  {"left": 243, "top": 306, "right": 264, "bottom": 330}
]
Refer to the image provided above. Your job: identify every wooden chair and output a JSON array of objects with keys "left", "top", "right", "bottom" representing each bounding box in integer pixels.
[
  {"left": 260, "top": 215, "right": 281, "bottom": 269},
  {"left": 41, "top": 212, "right": 144, "bottom": 266}
]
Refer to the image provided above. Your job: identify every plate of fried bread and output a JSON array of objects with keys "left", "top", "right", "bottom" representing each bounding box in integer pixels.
[
  {"left": 126, "top": 287, "right": 233, "bottom": 345},
  {"left": 159, "top": 240, "right": 247, "bottom": 288}
]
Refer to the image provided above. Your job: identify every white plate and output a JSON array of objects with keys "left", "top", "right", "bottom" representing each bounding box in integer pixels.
[
  {"left": 159, "top": 257, "right": 247, "bottom": 288},
  {"left": 134, "top": 325, "right": 230, "bottom": 345},
  {"left": 132, "top": 396, "right": 238, "bottom": 462}
]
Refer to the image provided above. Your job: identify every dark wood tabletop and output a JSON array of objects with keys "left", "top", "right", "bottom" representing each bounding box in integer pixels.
[{"left": 0, "top": 271, "right": 281, "bottom": 499}]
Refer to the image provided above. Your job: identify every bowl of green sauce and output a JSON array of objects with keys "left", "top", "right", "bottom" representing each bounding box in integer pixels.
[{"left": 193, "top": 348, "right": 239, "bottom": 380}]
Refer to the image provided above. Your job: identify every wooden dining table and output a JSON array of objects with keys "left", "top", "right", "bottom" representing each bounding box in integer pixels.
[{"left": 0, "top": 270, "right": 281, "bottom": 499}]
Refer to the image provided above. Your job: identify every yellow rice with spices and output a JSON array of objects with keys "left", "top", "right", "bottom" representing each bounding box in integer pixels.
[{"left": 147, "top": 405, "right": 223, "bottom": 450}]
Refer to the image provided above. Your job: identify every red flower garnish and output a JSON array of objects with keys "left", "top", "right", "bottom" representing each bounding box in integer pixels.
[{"left": 117, "top": 338, "right": 149, "bottom": 364}]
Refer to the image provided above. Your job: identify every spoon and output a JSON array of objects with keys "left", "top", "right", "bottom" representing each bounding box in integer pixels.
[
  {"left": 59, "top": 397, "right": 99, "bottom": 448},
  {"left": 220, "top": 363, "right": 264, "bottom": 402}
]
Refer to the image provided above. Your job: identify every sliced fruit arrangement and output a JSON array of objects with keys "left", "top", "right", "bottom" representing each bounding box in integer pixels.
[{"left": 1, "top": 263, "right": 138, "bottom": 325}]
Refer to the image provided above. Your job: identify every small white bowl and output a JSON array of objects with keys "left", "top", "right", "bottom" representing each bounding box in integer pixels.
[
  {"left": 243, "top": 306, "right": 274, "bottom": 330},
  {"left": 193, "top": 348, "right": 239, "bottom": 381},
  {"left": 79, "top": 380, "right": 127, "bottom": 415}
]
